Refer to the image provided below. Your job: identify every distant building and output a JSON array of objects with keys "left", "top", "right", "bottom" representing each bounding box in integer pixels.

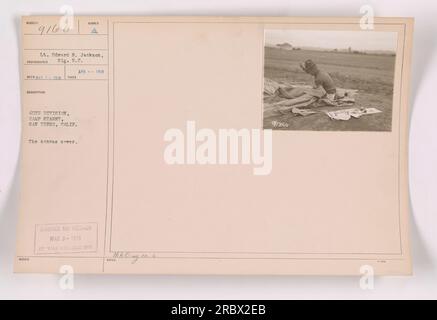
[{"left": 276, "top": 42, "right": 293, "bottom": 50}]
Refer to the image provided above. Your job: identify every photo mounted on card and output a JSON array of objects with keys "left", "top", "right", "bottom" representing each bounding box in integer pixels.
[{"left": 16, "top": 16, "right": 413, "bottom": 275}]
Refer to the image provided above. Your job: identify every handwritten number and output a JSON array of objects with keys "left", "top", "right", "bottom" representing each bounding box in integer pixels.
[{"left": 38, "top": 24, "right": 62, "bottom": 35}]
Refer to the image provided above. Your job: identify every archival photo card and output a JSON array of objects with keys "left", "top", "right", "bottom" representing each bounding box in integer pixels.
[{"left": 16, "top": 17, "right": 413, "bottom": 275}]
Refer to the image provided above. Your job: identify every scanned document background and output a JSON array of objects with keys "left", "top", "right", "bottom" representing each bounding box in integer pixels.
[{"left": 15, "top": 16, "right": 413, "bottom": 275}]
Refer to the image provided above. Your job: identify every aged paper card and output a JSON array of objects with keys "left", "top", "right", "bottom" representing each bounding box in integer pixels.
[{"left": 15, "top": 16, "right": 413, "bottom": 275}]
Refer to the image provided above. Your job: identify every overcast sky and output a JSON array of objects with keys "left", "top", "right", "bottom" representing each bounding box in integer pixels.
[{"left": 265, "top": 30, "right": 398, "bottom": 52}]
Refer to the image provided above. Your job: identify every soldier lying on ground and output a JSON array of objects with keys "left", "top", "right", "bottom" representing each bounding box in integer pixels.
[{"left": 274, "top": 59, "right": 337, "bottom": 108}]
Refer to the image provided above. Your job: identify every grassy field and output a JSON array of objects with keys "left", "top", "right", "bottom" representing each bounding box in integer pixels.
[{"left": 263, "top": 47, "right": 396, "bottom": 131}]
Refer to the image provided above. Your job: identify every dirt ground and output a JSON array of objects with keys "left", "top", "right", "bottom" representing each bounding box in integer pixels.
[{"left": 263, "top": 47, "right": 396, "bottom": 131}]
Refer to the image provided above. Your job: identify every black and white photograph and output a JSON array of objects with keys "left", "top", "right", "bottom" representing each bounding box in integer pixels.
[{"left": 263, "top": 29, "right": 398, "bottom": 131}]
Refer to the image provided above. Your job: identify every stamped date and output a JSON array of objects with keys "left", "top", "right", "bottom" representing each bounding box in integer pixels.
[{"left": 35, "top": 222, "right": 98, "bottom": 254}]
